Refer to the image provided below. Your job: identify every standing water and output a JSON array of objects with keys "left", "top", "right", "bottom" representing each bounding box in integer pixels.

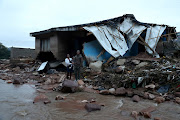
[{"left": 0, "top": 79, "right": 180, "bottom": 120}]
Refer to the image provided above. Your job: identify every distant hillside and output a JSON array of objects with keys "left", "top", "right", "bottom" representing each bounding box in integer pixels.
[{"left": 0, "top": 43, "right": 10, "bottom": 59}]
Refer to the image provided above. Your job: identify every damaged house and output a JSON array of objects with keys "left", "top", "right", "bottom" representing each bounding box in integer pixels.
[{"left": 30, "top": 14, "right": 177, "bottom": 64}]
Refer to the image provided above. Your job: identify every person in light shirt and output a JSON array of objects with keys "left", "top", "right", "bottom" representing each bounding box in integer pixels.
[{"left": 65, "top": 54, "right": 73, "bottom": 79}]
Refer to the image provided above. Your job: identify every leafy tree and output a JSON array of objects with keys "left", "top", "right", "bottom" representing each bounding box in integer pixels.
[{"left": 0, "top": 43, "right": 10, "bottom": 59}]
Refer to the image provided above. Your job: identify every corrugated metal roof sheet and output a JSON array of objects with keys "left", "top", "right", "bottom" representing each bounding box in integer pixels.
[{"left": 30, "top": 14, "right": 174, "bottom": 37}]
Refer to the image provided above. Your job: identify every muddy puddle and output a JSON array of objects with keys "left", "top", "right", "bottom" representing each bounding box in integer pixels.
[{"left": 0, "top": 79, "right": 180, "bottom": 120}]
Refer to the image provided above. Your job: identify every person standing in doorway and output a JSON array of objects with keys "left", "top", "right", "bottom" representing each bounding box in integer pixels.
[
  {"left": 65, "top": 54, "right": 73, "bottom": 79},
  {"left": 73, "top": 50, "right": 83, "bottom": 81}
]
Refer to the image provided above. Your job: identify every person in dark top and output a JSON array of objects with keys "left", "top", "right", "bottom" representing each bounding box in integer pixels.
[
  {"left": 65, "top": 54, "right": 73, "bottom": 79},
  {"left": 73, "top": 50, "right": 83, "bottom": 80}
]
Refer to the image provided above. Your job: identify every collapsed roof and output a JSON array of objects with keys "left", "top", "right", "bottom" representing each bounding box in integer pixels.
[{"left": 30, "top": 14, "right": 177, "bottom": 58}]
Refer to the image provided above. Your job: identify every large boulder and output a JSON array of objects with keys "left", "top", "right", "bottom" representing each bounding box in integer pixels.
[
  {"left": 115, "top": 87, "right": 126, "bottom": 96},
  {"left": 84, "top": 103, "right": 101, "bottom": 112},
  {"left": 89, "top": 61, "right": 102, "bottom": 72},
  {"left": 61, "top": 80, "right": 78, "bottom": 93}
]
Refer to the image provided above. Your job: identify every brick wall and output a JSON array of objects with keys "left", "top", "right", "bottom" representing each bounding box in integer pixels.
[{"left": 10, "top": 47, "right": 36, "bottom": 59}]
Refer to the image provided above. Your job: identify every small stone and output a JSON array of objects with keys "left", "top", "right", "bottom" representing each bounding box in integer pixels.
[
  {"left": 131, "top": 111, "right": 138, "bottom": 119},
  {"left": 145, "top": 84, "right": 156, "bottom": 89},
  {"left": 77, "top": 80, "right": 85, "bottom": 86},
  {"left": 55, "top": 95, "right": 66, "bottom": 100},
  {"left": 13, "top": 79, "right": 20, "bottom": 84},
  {"left": 44, "top": 100, "right": 51, "bottom": 104},
  {"left": 109, "top": 88, "right": 115, "bottom": 94},
  {"left": 117, "top": 59, "right": 126, "bottom": 66},
  {"left": 143, "top": 112, "right": 151, "bottom": 118},
  {"left": 143, "top": 92, "right": 149, "bottom": 99},
  {"left": 132, "top": 60, "right": 140, "bottom": 65},
  {"left": 84, "top": 103, "right": 101, "bottom": 112},
  {"left": 33, "top": 94, "right": 50, "bottom": 103},
  {"left": 148, "top": 94, "right": 155, "bottom": 100},
  {"left": 132, "top": 95, "right": 140, "bottom": 102},
  {"left": 175, "top": 97, "right": 180, "bottom": 104},
  {"left": 154, "top": 117, "right": 161, "bottom": 120},
  {"left": 126, "top": 90, "right": 134, "bottom": 97},
  {"left": 154, "top": 97, "right": 165, "bottom": 104},
  {"left": 89, "top": 61, "right": 102, "bottom": 72},
  {"left": 174, "top": 92, "right": 180, "bottom": 97},
  {"left": 115, "top": 66, "right": 125, "bottom": 73},
  {"left": 6, "top": 80, "right": 12, "bottom": 84},
  {"left": 115, "top": 87, "right": 126, "bottom": 96},
  {"left": 136, "top": 62, "right": 148, "bottom": 68},
  {"left": 99, "top": 90, "right": 110, "bottom": 95}
]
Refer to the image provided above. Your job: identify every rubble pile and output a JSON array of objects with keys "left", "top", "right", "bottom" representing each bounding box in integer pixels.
[
  {"left": 0, "top": 59, "right": 66, "bottom": 90},
  {"left": 82, "top": 56, "right": 180, "bottom": 104}
]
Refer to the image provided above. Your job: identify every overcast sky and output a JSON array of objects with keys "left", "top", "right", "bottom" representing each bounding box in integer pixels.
[{"left": 0, "top": 0, "right": 179, "bottom": 48}]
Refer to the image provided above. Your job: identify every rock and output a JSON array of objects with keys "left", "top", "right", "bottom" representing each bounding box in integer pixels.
[
  {"left": 133, "top": 90, "right": 144, "bottom": 97},
  {"left": 132, "top": 60, "right": 140, "bottom": 65},
  {"left": 126, "top": 89, "right": 134, "bottom": 97},
  {"left": 55, "top": 95, "right": 66, "bottom": 100},
  {"left": 33, "top": 94, "right": 50, "bottom": 103},
  {"left": 89, "top": 61, "right": 102, "bottom": 72},
  {"left": 136, "top": 62, "right": 148, "bottom": 68},
  {"left": 99, "top": 90, "right": 110, "bottom": 95},
  {"left": 115, "top": 87, "right": 126, "bottom": 96},
  {"left": 84, "top": 103, "right": 101, "bottom": 112},
  {"left": 132, "top": 95, "right": 140, "bottom": 102},
  {"left": 140, "top": 106, "right": 156, "bottom": 115},
  {"left": 81, "top": 100, "right": 89, "bottom": 103},
  {"left": 143, "top": 112, "right": 151, "bottom": 118},
  {"left": 154, "top": 97, "right": 165, "bottom": 104},
  {"left": 175, "top": 97, "right": 180, "bottom": 104},
  {"left": 154, "top": 117, "right": 161, "bottom": 120},
  {"left": 115, "top": 66, "right": 125, "bottom": 73},
  {"left": 117, "top": 59, "right": 126, "bottom": 66},
  {"left": 148, "top": 94, "right": 155, "bottom": 100},
  {"left": 174, "top": 92, "right": 180, "bottom": 97},
  {"left": 143, "top": 92, "right": 149, "bottom": 99},
  {"left": 166, "top": 94, "right": 174, "bottom": 100},
  {"left": 145, "top": 84, "right": 156, "bottom": 89},
  {"left": 77, "top": 80, "right": 85, "bottom": 86},
  {"left": 61, "top": 80, "right": 78, "bottom": 93},
  {"left": 13, "top": 79, "right": 20, "bottom": 84},
  {"left": 6, "top": 80, "right": 12, "bottom": 83},
  {"left": 88, "top": 98, "right": 96, "bottom": 103},
  {"left": 131, "top": 111, "right": 138, "bottom": 120},
  {"left": 44, "top": 100, "right": 51, "bottom": 104},
  {"left": 78, "top": 85, "right": 85, "bottom": 91},
  {"left": 109, "top": 88, "right": 115, "bottom": 94}
]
